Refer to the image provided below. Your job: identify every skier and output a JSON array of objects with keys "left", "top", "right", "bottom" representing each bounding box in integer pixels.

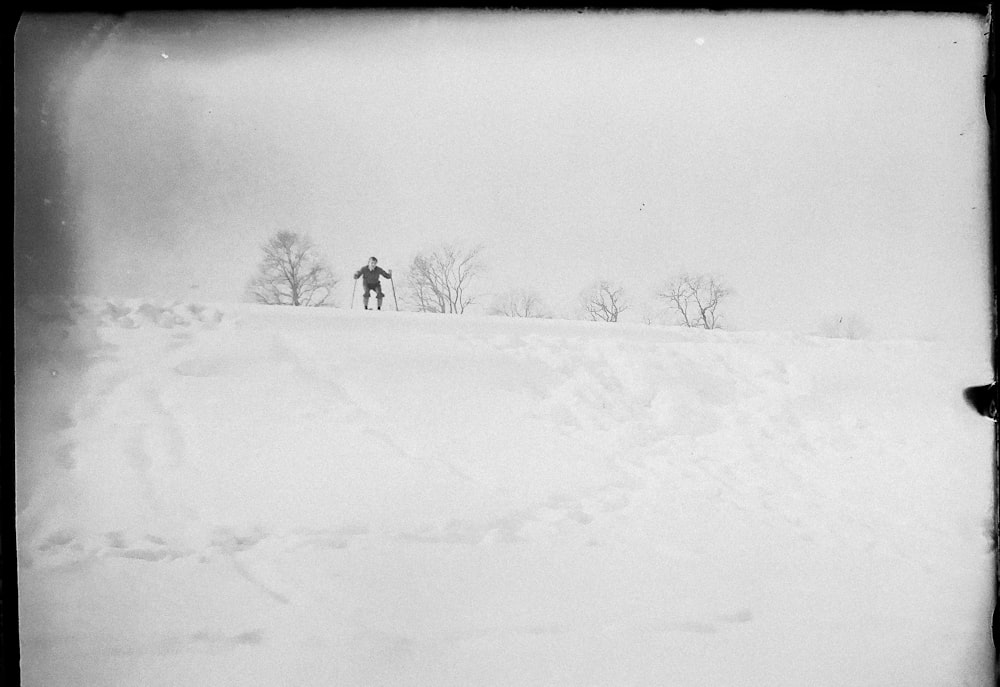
[{"left": 353, "top": 256, "right": 393, "bottom": 310}]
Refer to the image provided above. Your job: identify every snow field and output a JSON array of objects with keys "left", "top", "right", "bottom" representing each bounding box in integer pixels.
[{"left": 15, "top": 297, "right": 996, "bottom": 686}]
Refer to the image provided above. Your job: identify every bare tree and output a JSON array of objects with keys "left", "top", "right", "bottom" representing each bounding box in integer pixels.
[
  {"left": 490, "top": 289, "right": 548, "bottom": 318},
  {"left": 658, "top": 274, "right": 729, "bottom": 329},
  {"left": 247, "top": 231, "right": 337, "bottom": 306},
  {"left": 406, "top": 243, "right": 484, "bottom": 314},
  {"left": 581, "top": 280, "right": 629, "bottom": 322},
  {"left": 818, "top": 313, "right": 871, "bottom": 340}
]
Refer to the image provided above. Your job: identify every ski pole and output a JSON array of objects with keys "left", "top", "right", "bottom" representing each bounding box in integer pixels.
[
  {"left": 390, "top": 276, "right": 399, "bottom": 311},
  {"left": 351, "top": 279, "right": 357, "bottom": 309}
]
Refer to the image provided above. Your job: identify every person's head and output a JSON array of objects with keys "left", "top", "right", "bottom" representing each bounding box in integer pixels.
[{"left": 368, "top": 257, "right": 378, "bottom": 269}]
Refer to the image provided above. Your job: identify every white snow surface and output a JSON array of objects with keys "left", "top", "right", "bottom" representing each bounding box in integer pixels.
[{"left": 15, "top": 297, "right": 996, "bottom": 686}]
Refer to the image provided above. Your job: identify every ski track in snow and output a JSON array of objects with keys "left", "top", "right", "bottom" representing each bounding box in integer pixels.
[{"left": 15, "top": 297, "right": 995, "bottom": 687}]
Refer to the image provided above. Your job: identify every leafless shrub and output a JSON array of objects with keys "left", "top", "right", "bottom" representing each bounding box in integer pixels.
[
  {"left": 490, "top": 289, "right": 548, "bottom": 318},
  {"left": 657, "top": 274, "right": 729, "bottom": 329},
  {"left": 818, "top": 313, "right": 871, "bottom": 340},
  {"left": 247, "top": 232, "right": 337, "bottom": 306},
  {"left": 581, "top": 280, "right": 629, "bottom": 323},
  {"left": 406, "top": 243, "right": 484, "bottom": 314}
]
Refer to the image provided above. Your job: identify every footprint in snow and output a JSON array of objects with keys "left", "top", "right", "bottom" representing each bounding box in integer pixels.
[
  {"left": 716, "top": 609, "right": 754, "bottom": 623},
  {"left": 656, "top": 610, "right": 753, "bottom": 635}
]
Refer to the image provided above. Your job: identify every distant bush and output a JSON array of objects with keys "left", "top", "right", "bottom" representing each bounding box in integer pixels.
[
  {"left": 818, "top": 314, "right": 871, "bottom": 340},
  {"left": 490, "top": 289, "right": 549, "bottom": 318},
  {"left": 405, "top": 243, "right": 484, "bottom": 314},
  {"left": 246, "top": 232, "right": 337, "bottom": 306},
  {"left": 580, "top": 280, "right": 629, "bottom": 323},
  {"left": 656, "top": 274, "right": 729, "bottom": 329}
]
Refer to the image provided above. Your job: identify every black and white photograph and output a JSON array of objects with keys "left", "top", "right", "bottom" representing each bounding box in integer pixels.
[{"left": 13, "top": 8, "right": 997, "bottom": 685}]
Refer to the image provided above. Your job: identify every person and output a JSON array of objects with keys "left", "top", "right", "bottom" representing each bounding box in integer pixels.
[{"left": 353, "top": 256, "right": 393, "bottom": 310}]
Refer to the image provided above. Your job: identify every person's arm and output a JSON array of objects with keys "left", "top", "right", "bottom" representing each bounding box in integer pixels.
[
  {"left": 354, "top": 268, "right": 363, "bottom": 279},
  {"left": 379, "top": 267, "right": 392, "bottom": 279}
]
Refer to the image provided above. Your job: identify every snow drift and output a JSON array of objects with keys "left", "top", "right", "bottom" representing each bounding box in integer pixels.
[{"left": 15, "top": 297, "right": 996, "bottom": 686}]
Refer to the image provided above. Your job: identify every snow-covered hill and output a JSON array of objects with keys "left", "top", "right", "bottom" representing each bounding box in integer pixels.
[{"left": 15, "top": 297, "right": 995, "bottom": 686}]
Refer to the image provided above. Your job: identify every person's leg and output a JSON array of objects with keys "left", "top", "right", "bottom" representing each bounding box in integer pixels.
[
  {"left": 363, "top": 285, "right": 373, "bottom": 309},
  {"left": 375, "top": 284, "right": 384, "bottom": 309}
]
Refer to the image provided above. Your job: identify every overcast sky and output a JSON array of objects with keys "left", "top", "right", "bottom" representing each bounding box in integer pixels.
[{"left": 15, "top": 10, "right": 992, "bottom": 345}]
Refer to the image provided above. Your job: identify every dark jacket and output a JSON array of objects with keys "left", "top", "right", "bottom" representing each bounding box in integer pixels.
[{"left": 354, "top": 265, "right": 391, "bottom": 286}]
